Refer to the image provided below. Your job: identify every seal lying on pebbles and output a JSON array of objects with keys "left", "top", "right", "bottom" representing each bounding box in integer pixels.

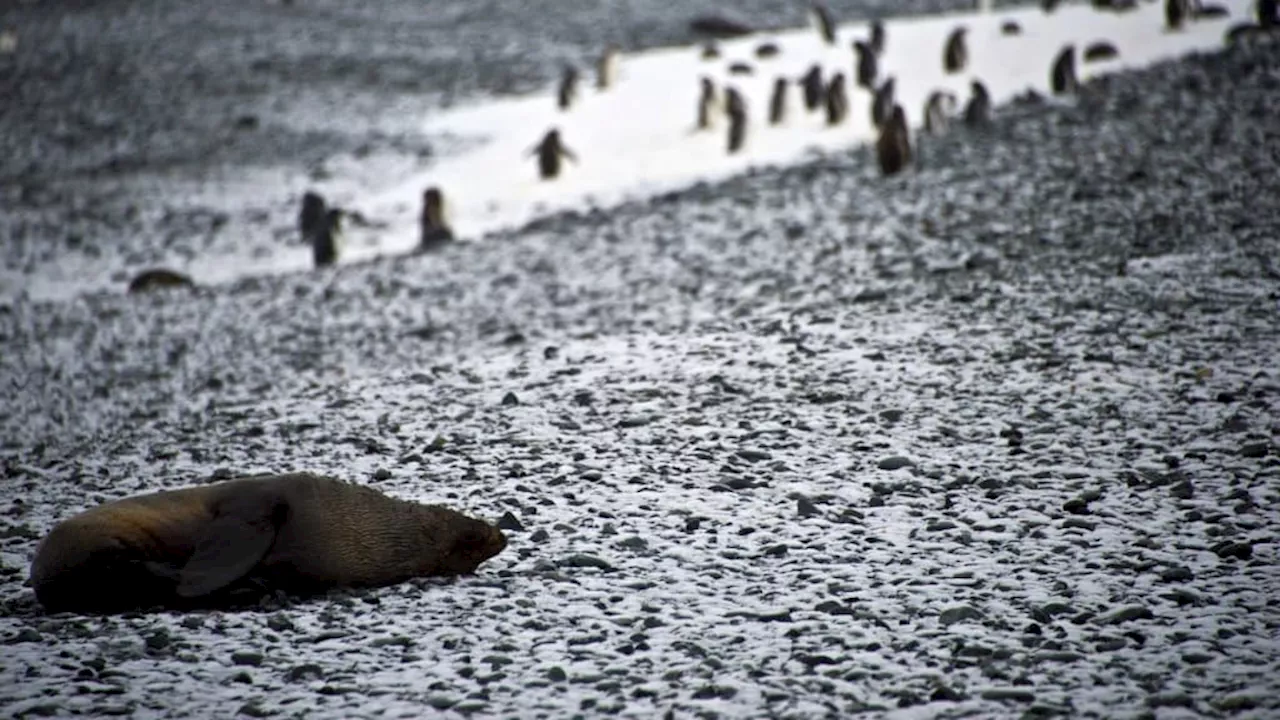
[
  {"left": 29, "top": 472, "right": 507, "bottom": 613},
  {"left": 127, "top": 268, "right": 195, "bottom": 294}
]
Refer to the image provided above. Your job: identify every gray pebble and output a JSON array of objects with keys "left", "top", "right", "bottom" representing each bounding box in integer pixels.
[{"left": 878, "top": 456, "right": 914, "bottom": 471}]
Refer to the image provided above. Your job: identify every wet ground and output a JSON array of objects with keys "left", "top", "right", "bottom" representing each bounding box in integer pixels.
[{"left": 1, "top": 1, "right": 1279, "bottom": 718}]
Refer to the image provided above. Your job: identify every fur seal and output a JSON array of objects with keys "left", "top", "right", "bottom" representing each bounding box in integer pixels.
[
  {"left": 923, "top": 90, "right": 957, "bottom": 135},
  {"left": 876, "top": 105, "right": 912, "bottom": 176},
  {"left": 690, "top": 15, "right": 754, "bottom": 39},
  {"left": 127, "top": 269, "right": 195, "bottom": 295},
  {"left": 1166, "top": 0, "right": 1190, "bottom": 29},
  {"left": 596, "top": 46, "right": 619, "bottom": 90},
  {"left": 557, "top": 66, "right": 579, "bottom": 110},
  {"left": 825, "top": 72, "right": 849, "bottom": 126},
  {"left": 800, "top": 65, "right": 825, "bottom": 112},
  {"left": 530, "top": 129, "right": 576, "bottom": 180},
  {"left": 769, "top": 77, "right": 789, "bottom": 125},
  {"left": 869, "top": 19, "right": 886, "bottom": 56},
  {"left": 963, "top": 80, "right": 992, "bottom": 127},
  {"left": 698, "top": 76, "right": 719, "bottom": 130},
  {"left": 419, "top": 187, "right": 453, "bottom": 252},
  {"left": 29, "top": 472, "right": 508, "bottom": 614},
  {"left": 871, "top": 76, "right": 895, "bottom": 130},
  {"left": 310, "top": 208, "right": 343, "bottom": 268},
  {"left": 1050, "top": 45, "right": 1078, "bottom": 95},
  {"left": 944, "top": 27, "right": 968, "bottom": 74},
  {"left": 854, "top": 40, "right": 877, "bottom": 90},
  {"left": 725, "top": 87, "right": 748, "bottom": 154},
  {"left": 812, "top": 2, "right": 837, "bottom": 45},
  {"left": 1083, "top": 41, "right": 1119, "bottom": 62},
  {"left": 298, "top": 191, "right": 327, "bottom": 245}
]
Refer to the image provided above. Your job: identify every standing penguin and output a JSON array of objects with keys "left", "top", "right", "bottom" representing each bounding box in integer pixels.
[
  {"left": 800, "top": 65, "right": 825, "bottom": 112},
  {"left": 871, "top": 76, "right": 896, "bottom": 130},
  {"left": 1050, "top": 45, "right": 1078, "bottom": 95},
  {"left": 298, "top": 191, "right": 327, "bottom": 245},
  {"left": 419, "top": 187, "right": 453, "bottom": 252},
  {"left": 877, "top": 105, "right": 912, "bottom": 176},
  {"left": 923, "top": 90, "right": 957, "bottom": 135},
  {"left": 963, "top": 80, "right": 992, "bottom": 127},
  {"left": 530, "top": 129, "right": 577, "bottom": 180},
  {"left": 854, "top": 40, "right": 878, "bottom": 90},
  {"left": 869, "top": 19, "right": 886, "bottom": 55},
  {"left": 697, "top": 76, "right": 719, "bottom": 130},
  {"left": 944, "top": 27, "right": 968, "bottom": 74},
  {"left": 726, "top": 87, "right": 748, "bottom": 154},
  {"left": 310, "top": 208, "right": 343, "bottom": 268},
  {"left": 596, "top": 46, "right": 619, "bottom": 90},
  {"left": 825, "top": 72, "right": 849, "bottom": 125},
  {"left": 1165, "top": 0, "right": 1190, "bottom": 29},
  {"left": 812, "top": 2, "right": 838, "bottom": 44},
  {"left": 28, "top": 473, "right": 508, "bottom": 613},
  {"left": 769, "top": 77, "right": 789, "bottom": 125},
  {"left": 557, "top": 66, "right": 580, "bottom": 110}
]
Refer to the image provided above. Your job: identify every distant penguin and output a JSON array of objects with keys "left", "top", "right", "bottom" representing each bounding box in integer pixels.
[
  {"left": 800, "top": 65, "right": 825, "bottom": 111},
  {"left": 557, "top": 66, "right": 580, "bottom": 110},
  {"left": 755, "top": 42, "right": 781, "bottom": 58},
  {"left": 963, "top": 80, "right": 992, "bottom": 127},
  {"left": 1083, "top": 41, "right": 1119, "bottom": 62},
  {"left": 869, "top": 19, "right": 886, "bottom": 55},
  {"left": 1193, "top": 3, "right": 1228, "bottom": 18},
  {"left": 298, "top": 191, "right": 327, "bottom": 245},
  {"left": 596, "top": 46, "right": 619, "bottom": 90},
  {"left": 769, "top": 77, "right": 789, "bottom": 125},
  {"left": 1166, "top": 0, "right": 1190, "bottom": 29},
  {"left": 944, "top": 27, "right": 968, "bottom": 74},
  {"left": 1261, "top": 0, "right": 1278, "bottom": 27},
  {"left": 854, "top": 40, "right": 878, "bottom": 90},
  {"left": 871, "top": 76, "right": 895, "bottom": 130},
  {"left": 728, "top": 62, "right": 754, "bottom": 76},
  {"left": 698, "top": 76, "right": 719, "bottom": 130},
  {"left": 725, "top": 87, "right": 747, "bottom": 154},
  {"left": 825, "top": 72, "right": 849, "bottom": 125},
  {"left": 530, "top": 129, "right": 577, "bottom": 180},
  {"left": 812, "top": 2, "right": 838, "bottom": 44},
  {"left": 701, "top": 44, "right": 722, "bottom": 60},
  {"left": 923, "top": 90, "right": 957, "bottom": 135},
  {"left": 1002, "top": 20, "right": 1022, "bottom": 35},
  {"left": 876, "top": 105, "right": 912, "bottom": 176},
  {"left": 1043, "top": 0, "right": 1062, "bottom": 11},
  {"left": 310, "top": 208, "right": 343, "bottom": 268},
  {"left": 1050, "top": 45, "right": 1078, "bottom": 95},
  {"left": 127, "top": 269, "right": 195, "bottom": 295},
  {"left": 419, "top": 187, "right": 453, "bottom": 252}
]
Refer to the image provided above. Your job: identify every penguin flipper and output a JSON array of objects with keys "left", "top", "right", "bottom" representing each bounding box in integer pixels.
[{"left": 176, "top": 493, "right": 286, "bottom": 598}]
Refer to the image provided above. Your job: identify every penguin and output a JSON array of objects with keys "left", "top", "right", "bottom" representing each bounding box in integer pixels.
[
  {"left": 596, "top": 46, "right": 619, "bottom": 90},
  {"left": 812, "top": 2, "right": 837, "bottom": 45},
  {"left": 1043, "top": 0, "right": 1063, "bottom": 11},
  {"left": 726, "top": 87, "right": 748, "bottom": 154},
  {"left": 728, "top": 62, "right": 754, "bottom": 76},
  {"left": 923, "top": 90, "right": 957, "bottom": 135},
  {"left": 530, "top": 129, "right": 577, "bottom": 180},
  {"left": 871, "top": 76, "right": 895, "bottom": 130},
  {"left": 1083, "top": 41, "right": 1119, "bottom": 62},
  {"left": 1166, "top": 0, "right": 1190, "bottom": 29},
  {"left": 963, "top": 80, "right": 992, "bottom": 127},
  {"left": 1050, "top": 45, "right": 1078, "bottom": 95},
  {"left": 701, "top": 44, "right": 722, "bottom": 60},
  {"left": 876, "top": 105, "right": 912, "bottom": 176},
  {"left": 800, "top": 64, "right": 825, "bottom": 112},
  {"left": 698, "top": 76, "right": 719, "bottom": 130},
  {"left": 557, "top": 66, "right": 580, "bottom": 110},
  {"left": 28, "top": 472, "right": 508, "bottom": 613},
  {"left": 854, "top": 40, "right": 877, "bottom": 90},
  {"left": 297, "top": 191, "right": 327, "bottom": 245},
  {"left": 769, "top": 77, "right": 789, "bottom": 126},
  {"left": 869, "top": 19, "right": 886, "bottom": 56},
  {"left": 419, "top": 187, "right": 453, "bottom": 252},
  {"left": 310, "top": 208, "right": 343, "bottom": 268},
  {"left": 944, "top": 27, "right": 968, "bottom": 74},
  {"left": 825, "top": 72, "right": 849, "bottom": 126},
  {"left": 127, "top": 269, "right": 195, "bottom": 295},
  {"left": 755, "top": 42, "right": 781, "bottom": 58},
  {"left": 1002, "top": 20, "right": 1022, "bottom": 35}
]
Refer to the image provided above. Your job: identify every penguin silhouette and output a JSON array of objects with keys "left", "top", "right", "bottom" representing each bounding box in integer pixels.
[
  {"left": 726, "top": 87, "right": 748, "bottom": 154},
  {"left": 871, "top": 77, "right": 896, "bottom": 130},
  {"left": 800, "top": 65, "right": 825, "bottom": 111},
  {"left": 825, "top": 72, "right": 848, "bottom": 126},
  {"left": 812, "top": 2, "right": 837, "bottom": 44},
  {"left": 557, "top": 66, "right": 580, "bottom": 110},
  {"left": 419, "top": 187, "right": 453, "bottom": 252},
  {"left": 310, "top": 209, "right": 343, "bottom": 268},
  {"left": 854, "top": 40, "right": 877, "bottom": 90},
  {"left": 769, "top": 77, "right": 789, "bottom": 126},
  {"left": 877, "top": 105, "right": 912, "bottom": 176},
  {"left": 530, "top": 129, "right": 577, "bottom": 180},
  {"left": 963, "top": 80, "right": 992, "bottom": 127},
  {"left": 944, "top": 27, "right": 968, "bottom": 74},
  {"left": 697, "top": 76, "right": 719, "bottom": 130},
  {"left": 1050, "top": 45, "right": 1078, "bottom": 95}
]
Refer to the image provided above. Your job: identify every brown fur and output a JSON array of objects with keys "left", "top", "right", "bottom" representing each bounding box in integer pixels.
[{"left": 30, "top": 473, "right": 507, "bottom": 613}]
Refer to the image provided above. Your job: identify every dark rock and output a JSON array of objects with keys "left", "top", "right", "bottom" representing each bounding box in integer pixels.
[
  {"left": 1240, "top": 442, "right": 1270, "bottom": 458},
  {"left": 1097, "top": 605, "right": 1154, "bottom": 625},
  {"left": 878, "top": 456, "right": 914, "bottom": 471},
  {"left": 562, "top": 554, "right": 613, "bottom": 570},
  {"left": 501, "top": 391, "right": 520, "bottom": 407},
  {"left": 939, "top": 605, "right": 983, "bottom": 626},
  {"left": 797, "top": 496, "right": 820, "bottom": 518},
  {"left": 232, "top": 651, "right": 264, "bottom": 667},
  {"left": 497, "top": 512, "right": 525, "bottom": 532},
  {"left": 1160, "top": 566, "right": 1193, "bottom": 582}
]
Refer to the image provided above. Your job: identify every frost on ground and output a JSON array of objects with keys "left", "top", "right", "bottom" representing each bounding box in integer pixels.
[{"left": 2, "top": 31, "right": 1280, "bottom": 720}]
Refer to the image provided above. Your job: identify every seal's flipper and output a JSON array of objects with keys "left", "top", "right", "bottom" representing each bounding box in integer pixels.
[{"left": 176, "top": 494, "right": 286, "bottom": 598}]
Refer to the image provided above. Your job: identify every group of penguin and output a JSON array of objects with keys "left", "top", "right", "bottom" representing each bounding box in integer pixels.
[{"left": 128, "top": 0, "right": 1276, "bottom": 292}]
